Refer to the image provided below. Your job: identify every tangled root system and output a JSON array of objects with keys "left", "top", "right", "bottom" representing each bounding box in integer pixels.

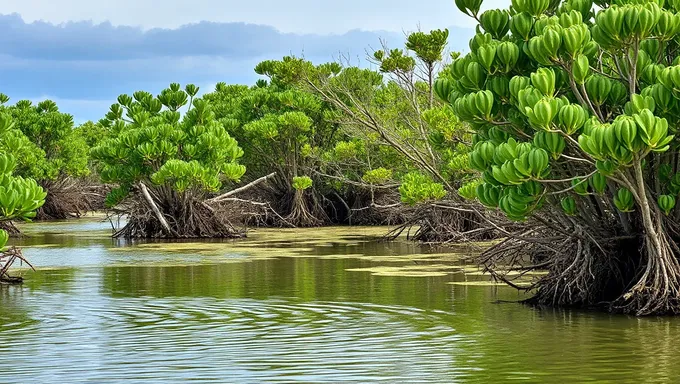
[
  {"left": 284, "top": 189, "right": 328, "bottom": 227},
  {"left": 386, "top": 201, "right": 501, "bottom": 243},
  {"left": 0, "top": 221, "right": 21, "bottom": 237},
  {"left": 480, "top": 213, "right": 680, "bottom": 315},
  {"left": 36, "top": 178, "right": 106, "bottom": 220},
  {"left": 343, "top": 190, "right": 407, "bottom": 226},
  {"left": 112, "top": 197, "right": 243, "bottom": 239}
]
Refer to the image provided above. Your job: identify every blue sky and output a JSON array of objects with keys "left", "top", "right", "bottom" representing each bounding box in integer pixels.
[{"left": 0, "top": 0, "right": 501, "bottom": 122}]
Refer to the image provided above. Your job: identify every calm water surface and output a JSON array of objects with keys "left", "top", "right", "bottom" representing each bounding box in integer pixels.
[{"left": 1, "top": 217, "right": 679, "bottom": 383}]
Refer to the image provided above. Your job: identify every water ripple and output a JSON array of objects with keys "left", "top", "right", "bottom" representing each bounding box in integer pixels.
[
  {"left": 5, "top": 220, "right": 680, "bottom": 383},
  {"left": 0, "top": 293, "right": 466, "bottom": 382}
]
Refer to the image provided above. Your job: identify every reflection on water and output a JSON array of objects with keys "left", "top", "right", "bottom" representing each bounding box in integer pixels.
[{"left": 1, "top": 218, "right": 680, "bottom": 382}]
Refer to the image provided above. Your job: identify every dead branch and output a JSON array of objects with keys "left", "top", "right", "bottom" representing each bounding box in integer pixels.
[
  {"left": 138, "top": 182, "right": 176, "bottom": 237},
  {"left": 207, "top": 172, "right": 277, "bottom": 204}
]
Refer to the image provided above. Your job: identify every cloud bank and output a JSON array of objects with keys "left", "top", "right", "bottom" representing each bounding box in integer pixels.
[
  {"left": 0, "top": 14, "right": 473, "bottom": 122},
  {"left": 0, "top": 0, "right": 487, "bottom": 34}
]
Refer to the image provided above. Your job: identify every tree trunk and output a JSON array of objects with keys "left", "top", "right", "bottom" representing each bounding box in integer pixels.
[{"left": 620, "top": 161, "right": 680, "bottom": 314}]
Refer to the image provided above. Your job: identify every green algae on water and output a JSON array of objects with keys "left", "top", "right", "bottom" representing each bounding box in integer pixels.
[{"left": 346, "top": 264, "right": 464, "bottom": 277}]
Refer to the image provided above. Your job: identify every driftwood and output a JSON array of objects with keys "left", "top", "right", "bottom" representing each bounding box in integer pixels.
[{"left": 0, "top": 247, "right": 34, "bottom": 284}]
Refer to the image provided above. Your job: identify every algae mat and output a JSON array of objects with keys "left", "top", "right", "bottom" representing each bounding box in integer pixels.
[{"left": 14, "top": 216, "right": 508, "bottom": 280}]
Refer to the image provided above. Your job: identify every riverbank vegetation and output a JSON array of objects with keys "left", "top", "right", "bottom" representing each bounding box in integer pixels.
[
  {"left": 0, "top": 98, "right": 93, "bottom": 220},
  {"left": 450, "top": 0, "right": 680, "bottom": 315},
  {"left": 7, "top": 0, "right": 680, "bottom": 315},
  {"left": 2, "top": 30, "right": 475, "bottom": 239},
  {"left": 0, "top": 113, "right": 46, "bottom": 282},
  {"left": 90, "top": 84, "right": 248, "bottom": 238}
]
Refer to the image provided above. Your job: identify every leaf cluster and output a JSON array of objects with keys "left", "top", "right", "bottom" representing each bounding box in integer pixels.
[{"left": 91, "top": 84, "right": 245, "bottom": 206}]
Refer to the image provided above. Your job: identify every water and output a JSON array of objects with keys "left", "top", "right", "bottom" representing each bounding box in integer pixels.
[{"left": 1, "top": 217, "right": 680, "bottom": 383}]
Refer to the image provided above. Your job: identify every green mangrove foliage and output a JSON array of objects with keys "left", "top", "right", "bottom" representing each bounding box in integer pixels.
[
  {"left": 0, "top": 97, "right": 90, "bottom": 219},
  {"left": 0, "top": 113, "right": 46, "bottom": 279},
  {"left": 287, "top": 175, "right": 322, "bottom": 225},
  {"left": 292, "top": 176, "right": 313, "bottom": 191},
  {"left": 0, "top": 154, "right": 46, "bottom": 242},
  {"left": 399, "top": 172, "right": 448, "bottom": 205},
  {"left": 361, "top": 167, "right": 394, "bottom": 185},
  {"left": 448, "top": 0, "right": 680, "bottom": 314},
  {"left": 72, "top": 120, "right": 114, "bottom": 210},
  {"left": 91, "top": 83, "right": 246, "bottom": 238},
  {"left": 204, "top": 58, "right": 339, "bottom": 226},
  {"left": 75, "top": 120, "right": 111, "bottom": 149}
]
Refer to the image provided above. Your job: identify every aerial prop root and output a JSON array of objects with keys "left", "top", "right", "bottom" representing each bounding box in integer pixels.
[
  {"left": 111, "top": 196, "right": 243, "bottom": 239},
  {"left": 480, "top": 217, "right": 680, "bottom": 315},
  {"left": 0, "top": 247, "right": 35, "bottom": 284},
  {"left": 479, "top": 224, "right": 623, "bottom": 308},
  {"left": 36, "top": 178, "right": 95, "bottom": 220},
  {"left": 284, "top": 188, "right": 327, "bottom": 227},
  {"left": 0, "top": 221, "right": 21, "bottom": 237},
  {"left": 616, "top": 217, "right": 680, "bottom": 315},
  {"left": 345, "top": 190, "right": 406, "bottom": 226},
  {"left": 385, "top": 201, "right": 500, "bottom": 243}
]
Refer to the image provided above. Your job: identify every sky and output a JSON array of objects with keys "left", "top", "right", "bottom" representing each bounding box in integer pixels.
[{"left": 0, "top": 0, "right": 502, "bottom": 122}]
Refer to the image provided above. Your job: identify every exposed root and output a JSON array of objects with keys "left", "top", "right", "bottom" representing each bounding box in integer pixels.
[
  {"left": 344, "top": 190, "right": 407, "bottom": 225},
  {"left": 204, "top": 173, "right": 328, "bottom": 228},
  {"left": 111, "top": 191, "right": 243, "bottom": 239},
  {"left": 285, "top": 189, "right": 327, "bottom": 227},
  {"left": 480, "top": 213, "right": 680, "bottom": 316},
  {"left": 212, "top": 197, "right": 296, "bottom": 228},
  {"left": 615, "top": 218, "right": 680, "bottom": 315},
  {"left": 386, "top": 201, "right": 501, "bottom": 243},
  {"left": 36, "top": 178, "right": 106, "bottom": 220},
  {"left": 0, "top": 221, "right": 21, "bottom": 237},
  {"left": 84, "top": 183, "right": 112, "bottom": 211},
  {"left": 0, "top": 247, "right": 34, "bottom": 284},
  {"left": 481, "top": 223, "right": 631, "bottom": 307}
]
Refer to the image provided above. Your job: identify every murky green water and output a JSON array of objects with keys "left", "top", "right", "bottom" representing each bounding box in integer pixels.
[{"left": 2, "top": 216, "right": 680, "bottom": 383}]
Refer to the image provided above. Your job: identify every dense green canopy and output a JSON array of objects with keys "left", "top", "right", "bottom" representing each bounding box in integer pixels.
[
  {"left": 0, "top": 98, "right": 89, "bottom": 182},
  {"left": 91, "top": 84, "right": 246, "bottom": 237},
  {"left": 447, "top": 0, "right": 680, "bottom": 315},
  {"left": 0, "top": 113, "right": 46, "bottom": 250}
]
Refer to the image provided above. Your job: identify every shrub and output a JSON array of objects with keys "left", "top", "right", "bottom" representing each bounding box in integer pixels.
[
  {"left": 448, "top": 0, "right": 680, "bottom": 314},
  {"left": 91, "top": 84, "right": 246, "bottom": 238}
]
